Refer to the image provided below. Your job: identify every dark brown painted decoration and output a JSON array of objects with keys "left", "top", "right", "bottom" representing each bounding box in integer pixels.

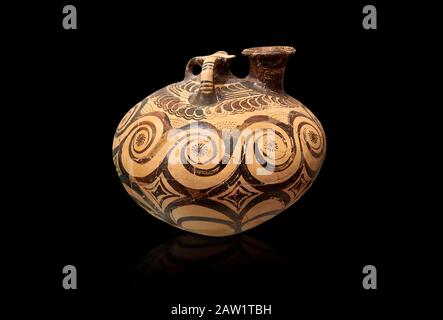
[{"left": 113, "top": 46, "right": 326, "bottom": 237}]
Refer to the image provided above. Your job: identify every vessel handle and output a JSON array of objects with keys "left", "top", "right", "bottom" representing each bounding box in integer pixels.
[
  {"left": 184, "top": 56, "right": 205, "bottom": 79},
  {"left": 185, "top": 51, "right": 235, "bottom": 105}
]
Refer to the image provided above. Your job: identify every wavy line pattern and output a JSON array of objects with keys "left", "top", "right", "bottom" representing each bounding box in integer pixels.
[{"left": 150, "top": 81, "right": 304, "bottom": 120}]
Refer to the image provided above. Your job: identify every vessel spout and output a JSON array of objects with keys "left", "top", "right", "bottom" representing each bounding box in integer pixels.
[{"left": 242, "top": 46, "right": 295, "bottom": 93}]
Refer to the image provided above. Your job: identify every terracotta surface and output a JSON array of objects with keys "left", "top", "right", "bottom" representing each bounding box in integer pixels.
[{"left": 113, "top": 46, "right": 326, "bottom": 236}]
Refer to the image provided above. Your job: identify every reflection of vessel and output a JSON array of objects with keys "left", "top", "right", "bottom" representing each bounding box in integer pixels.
[
  {"left": 113, "top": 46, "right": 326, "bottom": 236},
  {"left": 130, "top": 234, "right": 293, "bottom": 293}
]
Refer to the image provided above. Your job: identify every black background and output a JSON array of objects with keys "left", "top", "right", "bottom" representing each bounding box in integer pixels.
[{"left": 16, "top": 0, "right": 431, "bottom": 317}]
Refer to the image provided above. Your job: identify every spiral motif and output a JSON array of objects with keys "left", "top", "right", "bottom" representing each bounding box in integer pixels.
[
  {"left": 120, "top": 114, "right": 166, "bottom": 178},
  {"left": 167, "top": 125, "right": 229, "bottom": 189},
  {"left": 242, "top": 121, "right": 297, "bottom": 184},
  {"left": 129, "top": 122, "right": 157, "bottom": 159},
  {"left": 182, "top": 129, "right": 223, "bottom": 169},
  {"left": 292, "top": 113, "right": 326, "bottom": 174},
  {"left": 302, "top": 125, "right": 323, "bottom": 155}
]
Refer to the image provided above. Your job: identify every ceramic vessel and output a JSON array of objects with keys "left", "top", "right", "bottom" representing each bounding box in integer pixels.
[{"left": 113, "top": 46, "right": 326, "bottom": 236}]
